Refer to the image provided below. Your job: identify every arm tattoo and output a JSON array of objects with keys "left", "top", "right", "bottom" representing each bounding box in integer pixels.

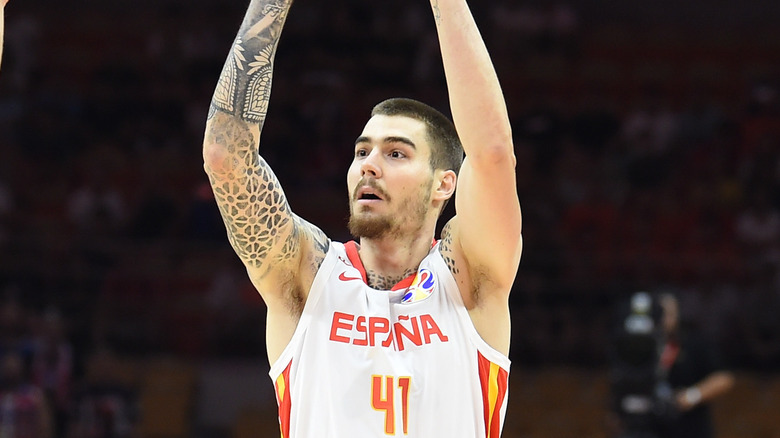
[
  {"left": 439, "top": 221, "right": 459, "bottom": 276},
  {"left": 366, "top": 269, "right": 418, "bottom": 291},
  {"left": 205, "top": 0, "right": 310, "bottom": 280},
  {"left": 210, "top": 0, "right": 292, "bottom": 123},
  {"left": 279, "top": 216, "right": 330, "bottom": 270},
  {"left": 432, "top": 0, "right": 442, "bottom": 25},
  {"left": 207, "top": 147, "right": 291, "bottom": 275},
  {"left": 299, "top": 218, "right": 330, "bottom": 271}
]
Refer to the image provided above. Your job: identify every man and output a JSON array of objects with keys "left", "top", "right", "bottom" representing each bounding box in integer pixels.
[
  {"left": 655, "top": 293, "right": 734, "bottom": 438},
  {"left": 202, "top": 0, "right": 522, "bottom": 436},
  {"left": 608, "top": 292, "right": 734, "bottom": 438}
]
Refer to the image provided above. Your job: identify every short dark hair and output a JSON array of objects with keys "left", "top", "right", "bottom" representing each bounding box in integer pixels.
[{"left": 371, "top": 98, "right": 464, "bottom": 175}]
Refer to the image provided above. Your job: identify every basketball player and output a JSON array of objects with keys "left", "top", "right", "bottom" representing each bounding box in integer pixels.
[{"left": 202, "top": 0, "right": 522, "bottom": 436}]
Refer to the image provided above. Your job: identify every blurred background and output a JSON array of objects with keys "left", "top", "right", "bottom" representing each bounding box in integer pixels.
[{"left": 0, "top": 0, "right": 778, "bottom": 437}]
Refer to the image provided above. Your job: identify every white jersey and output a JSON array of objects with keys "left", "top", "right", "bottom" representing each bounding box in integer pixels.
[{"left": 269, "top": 241, "right": 510, "bottom": 438}]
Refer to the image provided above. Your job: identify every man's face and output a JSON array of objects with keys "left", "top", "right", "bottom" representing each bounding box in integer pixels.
[{"left": 347, "top": 115, "right": 436, "bottom": 239}]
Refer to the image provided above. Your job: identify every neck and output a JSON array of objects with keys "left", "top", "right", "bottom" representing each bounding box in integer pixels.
[{"left": 357, "top": 228, "right": 436, "bottom": 289}]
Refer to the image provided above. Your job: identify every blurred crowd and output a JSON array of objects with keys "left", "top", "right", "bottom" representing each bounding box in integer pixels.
[{"left": 0, "top": 0, "right": 779, "bottom": 435}]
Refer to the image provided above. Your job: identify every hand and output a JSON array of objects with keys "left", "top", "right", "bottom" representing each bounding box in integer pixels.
[{"left": 675, "top": 386, "right": 702, "bottom": 412}]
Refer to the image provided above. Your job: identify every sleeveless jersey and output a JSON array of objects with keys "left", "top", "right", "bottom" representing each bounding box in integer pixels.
[{"left": 269, "top": 241, "right": 510, "bottom": 438}]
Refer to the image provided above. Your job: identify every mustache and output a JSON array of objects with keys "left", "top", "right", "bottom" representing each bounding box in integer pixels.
[{"left": 352, "top": 178, "right": 389, "bottom": 201}]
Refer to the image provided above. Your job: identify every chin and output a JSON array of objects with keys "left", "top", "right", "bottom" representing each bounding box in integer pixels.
[{"left": 347, "top": 214, "right": 394, "bottom": 239}]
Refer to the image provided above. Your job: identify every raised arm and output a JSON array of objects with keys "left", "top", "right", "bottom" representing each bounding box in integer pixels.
[
  {"left": 0, "top": 1, "right": 8, "bottom": 71},
  {"left": 202, "top": 0, "right": 328, "bottom": 311},
  {"left": 434, "top": 0, "right": 522, "bottom": 293}
]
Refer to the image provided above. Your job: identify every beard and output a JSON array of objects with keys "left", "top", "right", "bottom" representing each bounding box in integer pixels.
[
  {"left": 348, "top": 213, "right": 394, "bottom": 239},
  {"left": 348, "top": 178, "right": 433, "bottom": 240}
]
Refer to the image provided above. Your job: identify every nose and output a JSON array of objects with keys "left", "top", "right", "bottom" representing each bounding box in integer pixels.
[{"left": 360, "top": 149, "right": 382, "bottom": 178}]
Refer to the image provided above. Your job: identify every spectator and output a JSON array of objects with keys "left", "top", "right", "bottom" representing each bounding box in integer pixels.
[
  {"left": 30, "top": 310, "right": 73, "bottom": 438},
  {"left": 67, "top": 349, "right": 138, "bottom": 438},
  {"left": 0, "top": 350, "right": 53, "bottom": 438},
  {"left": 655, "top": 293, "right": 734, "bottom": 438}
]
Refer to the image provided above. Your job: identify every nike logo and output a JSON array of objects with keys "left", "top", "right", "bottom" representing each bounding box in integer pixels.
[{"left": 339, "top": 272, "right": 362, "bottom": 282}]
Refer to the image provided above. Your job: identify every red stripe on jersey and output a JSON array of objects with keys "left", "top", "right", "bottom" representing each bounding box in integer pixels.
[
  {"left": 478, "top": 352, "right": 509, "bottom": 438},
  {"left": 491, "top": 365, "right": 509, "bottom": 437},
  {"left": 344, "top": 241, "right": 368, "bottom": 284},
  {"left": 345, "top": 240, "right": 438, "bottom": 290},
  {"left": 275, "top": 360, "right": 293, "bottom": 438},
  {"left": 390, "top": 275, "right": 416, "bottom": 291}
]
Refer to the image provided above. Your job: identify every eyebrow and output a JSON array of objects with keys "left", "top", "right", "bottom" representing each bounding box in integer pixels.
[{"left": 354, "top": 136, "right": 417, "bottom": 149}]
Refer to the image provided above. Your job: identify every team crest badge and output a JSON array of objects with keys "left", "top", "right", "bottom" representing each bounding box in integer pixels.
[{"left": 401, "top": 269, "right": 435, "bottom": 304}]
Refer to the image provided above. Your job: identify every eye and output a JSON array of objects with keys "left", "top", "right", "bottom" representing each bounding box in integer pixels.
[
  {"left": 355, "top": 148, "right": 368, "bottom": 158},
  {"left": 390, "top": 150, "right": 406, "bottom": 159}
]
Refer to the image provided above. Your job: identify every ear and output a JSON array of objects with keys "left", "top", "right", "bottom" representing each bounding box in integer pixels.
[{"left": 432, "top": 169, "right": 457, "bottom": 203}]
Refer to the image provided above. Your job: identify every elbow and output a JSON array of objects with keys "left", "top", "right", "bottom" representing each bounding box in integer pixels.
[
  {"left": 202, "top": 141, "right": 223, "bottom": 168},
  {"left": 704, "top": 371, "right": 736, "bottom": 399},
  {"left": 470, "top": 142, "right": 516, "bottom": 169},
  {"left": 717, "top": 371, "right": 736, "bottom": 392},
  {"left": 203, "top": 115, "right": 258, "bottom": 179},
  {"left": 469, "top": 124, "right": 516, "bottom": 167},
  {"left": 202, "top": 141, "right": 235, "bottom": 179},
  {"left": 203, "top": 115, "right": 232, "bottom": 177}
]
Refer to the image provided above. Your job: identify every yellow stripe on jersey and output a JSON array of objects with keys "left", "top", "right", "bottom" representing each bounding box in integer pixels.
[{"left": 487, "top": 362, "right": 499, "bottom": 437}]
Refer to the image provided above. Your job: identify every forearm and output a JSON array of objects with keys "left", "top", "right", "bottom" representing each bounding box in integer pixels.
[
  {"left": 1, "top": 4, "right": 5, "bottom": 71},
  {"left": 430, "top": 0, "right": 513, "bottom": 158},
  {"left": 695, "top": 371, "right": 734, "bottom": 402},
  {"left": 676, "top": 371, "right": 734, "bottom": 411},
  {"left": 209, "top": 0, "right": 293, "bottom": 125},
  {"left": 204, "top": 0, "right": 293, "bottom": 183}
]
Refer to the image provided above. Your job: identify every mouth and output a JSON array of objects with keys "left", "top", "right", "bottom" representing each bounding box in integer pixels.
[
  {"left": 359, "top": 192, "right": 381, "bottom": 201},
  {"left": 354, "top": 183, "right": 386, "bottom": 203}
]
